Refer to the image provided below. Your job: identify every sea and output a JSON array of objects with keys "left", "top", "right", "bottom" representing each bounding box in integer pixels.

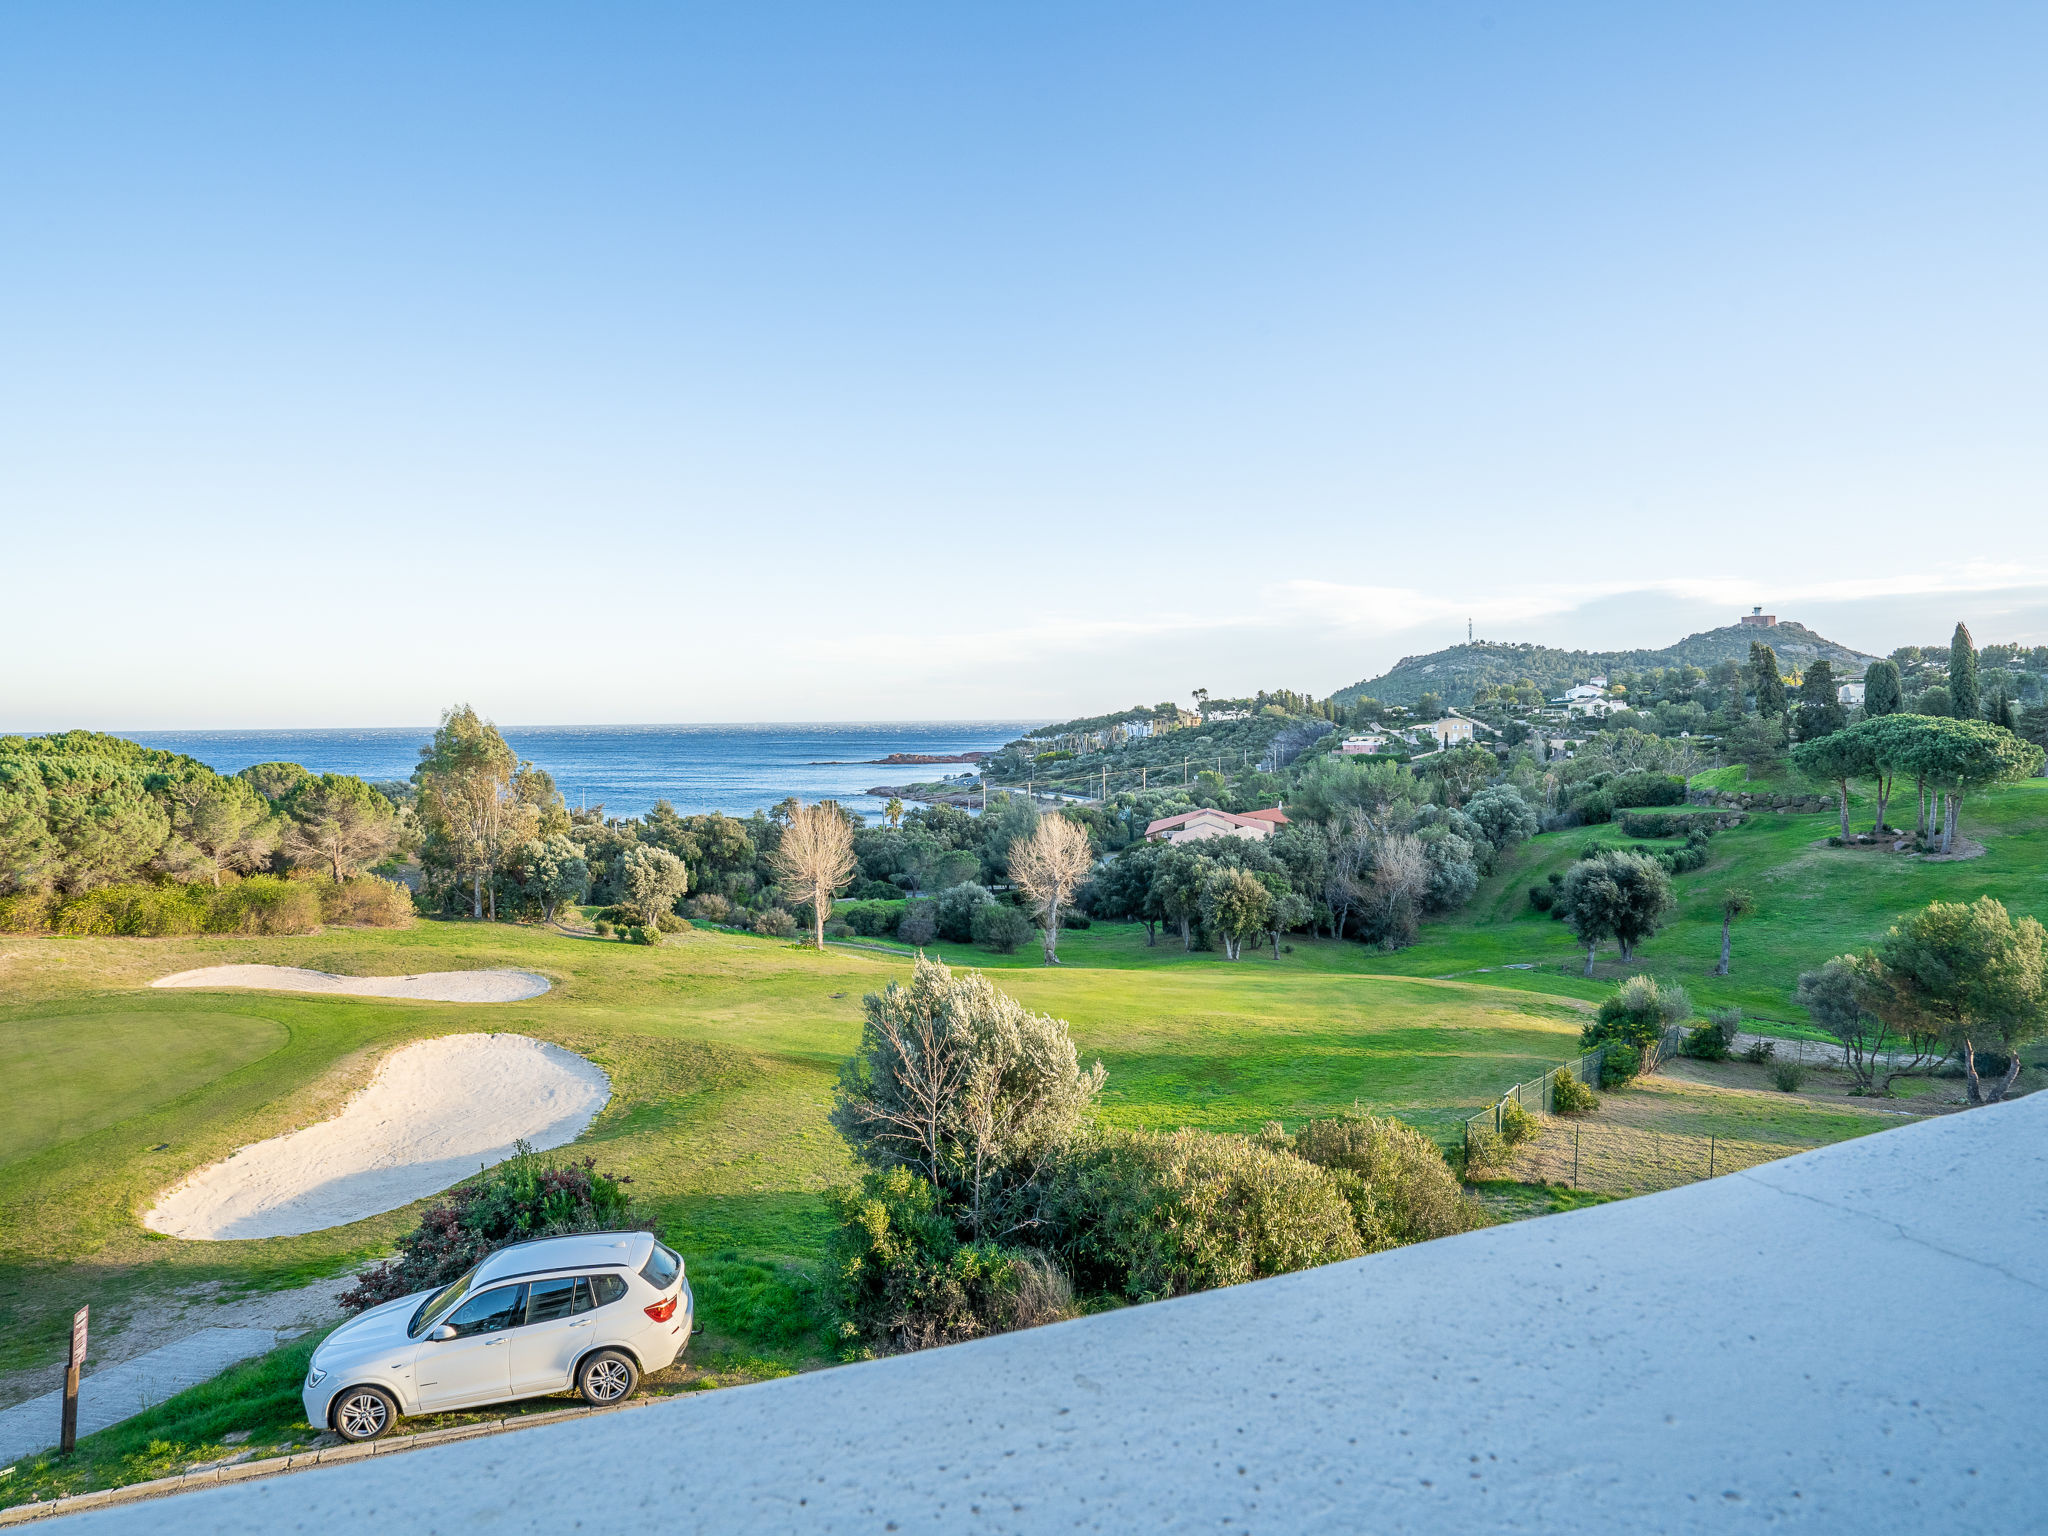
[{"left": 123, "top": 723, "right": 1046, "bottom": 822}]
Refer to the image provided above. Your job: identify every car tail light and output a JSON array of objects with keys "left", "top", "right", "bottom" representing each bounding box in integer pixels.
[{"left": 644, "top": 1296, "right": 677, "bottom": 1323}]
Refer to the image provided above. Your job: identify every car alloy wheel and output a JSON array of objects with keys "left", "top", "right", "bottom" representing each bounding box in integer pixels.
[
  {"left": 334, "top": 1387, "right": 396, "bottom": 1442},
  {"left": 579, "top": 1351, "right": 637, "bottom": 1405}
]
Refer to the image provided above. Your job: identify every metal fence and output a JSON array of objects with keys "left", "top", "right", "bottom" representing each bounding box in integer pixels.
[{"left": 1463, "top": 1024, "right": 1690, "bottom": 1163}]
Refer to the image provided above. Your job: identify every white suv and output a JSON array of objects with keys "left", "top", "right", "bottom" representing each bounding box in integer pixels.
[{"left": 304, "top": 1231, "right": 692, "bottom": 1442}]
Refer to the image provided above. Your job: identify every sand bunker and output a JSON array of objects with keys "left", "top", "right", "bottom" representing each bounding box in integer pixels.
[
  {"left": 144, "top": 1033, "right": 610, "bottom": 1240},
  {"left": 152, "top": 964, "right": 551, "bottom": 1002}
]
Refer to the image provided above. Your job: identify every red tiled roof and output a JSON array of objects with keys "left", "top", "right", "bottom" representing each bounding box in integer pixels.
[
  {"left": 1144, "top": 808, "right": 1275, "bottom": 836},
  {"left": 1237, "top": 808, "right": 1290, "bottom": 825}
]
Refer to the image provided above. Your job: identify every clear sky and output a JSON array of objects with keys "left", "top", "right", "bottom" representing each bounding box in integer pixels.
[{"left": 6, "top": 2, "right": 2047, "bottom": 728}]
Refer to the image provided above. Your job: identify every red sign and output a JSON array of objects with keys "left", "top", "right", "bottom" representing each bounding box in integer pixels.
[{"left": 69, "top": 1306, "right": 88, "bottom": 1370}]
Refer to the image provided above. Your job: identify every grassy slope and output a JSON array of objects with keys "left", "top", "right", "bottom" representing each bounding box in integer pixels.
[{"left": 1363, "top": 777, "right": 2048, "bottom": 1023}]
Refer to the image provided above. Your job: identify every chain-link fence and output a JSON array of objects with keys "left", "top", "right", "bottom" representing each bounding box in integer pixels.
[
  {"left": 1462, "top": 1024, "right": 1689, "bottom": 1159},
  {"left": 1504, "top": 1117, "right": 1797, "bottom": 1195}
]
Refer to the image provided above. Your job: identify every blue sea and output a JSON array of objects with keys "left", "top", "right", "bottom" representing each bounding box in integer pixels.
[{"left": 123, "top": 723, "right": 1044, "bottom": 821}]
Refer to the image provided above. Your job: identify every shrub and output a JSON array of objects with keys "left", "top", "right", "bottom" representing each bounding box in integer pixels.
[
  {"left": 971, "top": 900, "right": 1033, "bottom": 953},
  {"left": 595, "top": 919, "right": 614, "bottom": 937},
  {"left": 1742, "top": 1038, "right": 1776, "bottom": 1065},
  {"left": 838, "top": 899, "right": 908, "bottom": 938},
  {"left": 1572, "top": 789, "right": 1614, "bottom": 824},
  {"left": 1463, "top": 1127, "right": 1509, "bottom": 1171},
  {"left": 1609, "top": 772, "right": 1686, "bottom": 809},
  {"left": 686, "top": 892, "right": 735, "bottom": 924},
  {"left": 1583, "top": 975, "right": 1689, "bottom": 1057},
  {"left": 318, "top": 876, "right": 414, "bottom": 928},
  {"left": 1289, "top": 1114, "right": 1487, "bottom": 1251},
  {"left": 751, "top": 907, "right": 797, "bottom": 939},
  {"left": 1684, "top": 1019, "right": 1733, "bottom": 1061},
  {"left": 823, "top": 919, "right": 853, "bottom": 939},
  {"left": 1772, "top": 1063, "right": 1806, "bottom": 1093},
  {"left": 1496, "top": 1096, "right": 1540, "bottom": 1145},
  {"left": 1551, "top": 1071, "right": 1599, "bottom": 1114},
  {"left": 824, "top": 1168, "right": 1073, "bottom": 1357},
  {"left": 1058, "top": 908, "right": 1091, "bottom": 930},
  {"left": 629, "top": 924, "right": 661, "bottom": 945},
  {"left": 0, "top": 891, "right": 57, "bottom": 933},
  {"left": 1527, "top": 884, "right": 1554, "bottom": 913},
  {"left": 23, "top": 876, "right": 327, "bottom": 938},
  {"left": 338, "top": 1143, "right": 646, "bottom": 1313},
  {"left": 1599, "top": 1042, "right": 1642, "bottom": 1088},
  {"left": 1051, "top": 1128, "right": 1362, "bottom": 1302},
  {"left": 896, "top": 899, "right": 938, "bottom": 947},
  {"left": 656, "top": 911, "right": 689, "bottom": 933},
  {"left": 934, "top": 881, "right": 994, "bottom": 943}
]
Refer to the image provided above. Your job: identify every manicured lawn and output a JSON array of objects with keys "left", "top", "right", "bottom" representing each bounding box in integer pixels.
[{"left": 0, "top": 918, "right": 1573, "bottom": 1388}]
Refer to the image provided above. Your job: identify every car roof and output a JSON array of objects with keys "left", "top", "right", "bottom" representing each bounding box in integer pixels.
[{"left": 474, "top": 1230, "right": 655, "bottom": 1285}]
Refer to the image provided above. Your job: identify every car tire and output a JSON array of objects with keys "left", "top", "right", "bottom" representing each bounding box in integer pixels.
[
  {"left": 332, "top": 1385, "right": 399, "bottom": 1442},
  {"left": 577, "top": 1349, "right": 639, "bottom": 1406}
]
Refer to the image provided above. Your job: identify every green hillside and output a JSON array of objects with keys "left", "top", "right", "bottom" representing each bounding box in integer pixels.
[{"left": 1331, "top": 622, "right": 1881, "bottom": 707}]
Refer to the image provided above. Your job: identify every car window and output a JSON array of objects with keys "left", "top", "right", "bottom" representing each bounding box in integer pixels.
[
  {"left": 526, "top": 1276, "right": 579, "bottom": 1325},
  {"left": 589, "top": 1274, "right": 628, "bottom": 1307},
  {"left": 443, "top": 1284, "right": 527, "bottom": 1338},
  {"left": 410, "top": 1264, "right": 480, "bottom": 1338},
  {"left": 639, "top": 1244, "right": 681, "bottom": 1290}
]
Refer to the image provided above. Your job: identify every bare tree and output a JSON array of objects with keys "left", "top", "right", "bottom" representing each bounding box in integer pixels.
[
  {"left": 1009, "top": 814, "right": 1093, "bottom": 965},
  {"left": 771, "top": 799, "right": 857, "bottom": 948}
]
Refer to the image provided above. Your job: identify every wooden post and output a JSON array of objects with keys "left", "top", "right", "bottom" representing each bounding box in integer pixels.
[
  {"left": 61, "top": 1304, "right": 87, "bottom": 1455},
  {"left": 1573, "top": 1122, "right": 1581, "bottom": 1189},
  {"left": 1709, "top": 1136, "right": 1717, "bottom": 1179}
]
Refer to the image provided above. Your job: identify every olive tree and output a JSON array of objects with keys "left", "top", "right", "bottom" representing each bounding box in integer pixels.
[
  {"left": 1871, "top": 897, "right": 2048, "bottom": 1104},
  {"left": 517, "top": 835, "right": 590, "bottom": 923},
  {"left": 1199, "top": 865, "right": 1272, "bottom": 961},
  {"left": 1794, "top": 954, "right": 1941, "bottom": 1096},
  {"left": 618, "top": 844, "right": 687, "bottom": 924},
  {"left": 1559, "top": 850, "right": 1675, "bottom": 974},
  {"left": 831, "top": 958, "right": 1105, "bottom": 1240},
  {"left": 1713, "top": 888, "right": 1754, "bottom": 977}
]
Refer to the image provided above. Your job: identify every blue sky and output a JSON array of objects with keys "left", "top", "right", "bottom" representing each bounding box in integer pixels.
[{"left": 6, "top": 2, "right": 2047, "bottom": 727}]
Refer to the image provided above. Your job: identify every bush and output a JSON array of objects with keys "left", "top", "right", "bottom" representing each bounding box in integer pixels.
[
  {"left": 1609, "top": 772, "right": 1686, "bottom": 809},
  {"left": 1684, "top": 1019, "right": 1733, "bottom": 1061},
  {"left": 1599, "top": 1042, "right": 1642, "bottom": 1088},
  {"left": 1551, "top": 1071, "right": 1599, "bottom": 1114},
  {"left": 896, "top": 899, "right": 938, "bottom": 947},
  {"left": 317, "top": 876, "right": 415, "bottom": 928},
  {"left": 837, "top": 899, "right": 908, "bottom": 938},
  {"left": 934, "top": 882, "right": 994, "bottom": 943},
  {"left": 686, "top": 892, "right": 735, "bottom": 924},
  {"left": 1059, "top": 907, "right": 1091, "bottom": 929},
  {"left": 1497, "top": 1097, "right": 1540, "bottom": 1146},
  {"left": 594, "top": 919, "right": 614, "bottom": 937},
  {"left": 1742, "top": 1037, "right": 1776, "bottom": 1065},
  {"left": 825, "top": 1168, "right": 1073, "bottom": 1357},
  {"left": 751, "top": 907, "right": 797, "bottom": 939},
  {"left": 1289, "top": 1114, "right": 1487, "bottom": 1251},
  {"left": 20, "top": 876, "right": 327, "bottom": 938},
  {"left": 1572, "top": 790, "right": 1614, "bottom": 824},
  {"left": 628, "top": 924, "right": 660, "bottom": 945},
  {"left": 971, "top": 900, "right": 1034, "bottom": 954},
  {"left": 1772, "top": 1063, "right": 1806, "bottom": 1093},
  {"left": 1051, "top": 1128, "right": 1363, "bottom": 1302},
  {"left": 1527, "top": 884, "right": 1554, "bottom": 913},
  {"left": 656, "top": 911, "right": 690, "bottom": 933},
  {"left": 1583, "top": 975, "right": 1689, "bottom": 1056},
  {"left": 1463, "top": 1127, "right": 1508, "bottom": 1171},
  {"left": 823, "top": 919, "right": 853, "bottom": 939},
  {"left": 338, "top": 1143, "right": 646, "bottom": 1313}
]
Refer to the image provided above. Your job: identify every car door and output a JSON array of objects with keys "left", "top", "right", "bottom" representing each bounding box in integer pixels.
[
  {"left": 415, "top": 1283, "right": 525, "bottom": 1410},
  {"left": 506, "top": 1275, "right": 592, "bottom": 1395}
]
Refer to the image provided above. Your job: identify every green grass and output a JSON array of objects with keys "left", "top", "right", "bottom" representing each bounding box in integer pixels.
[
  {"left": 5, "top": 778, "right": 2041, "bottom": 1491},
  {"left": 0, "top": 916, "right": 1573, "bottom": 1389}
]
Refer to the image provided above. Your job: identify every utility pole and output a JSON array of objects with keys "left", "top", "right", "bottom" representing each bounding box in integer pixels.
[{"left": 1101, "top": 764, "right": 1107, "bottom": 801}]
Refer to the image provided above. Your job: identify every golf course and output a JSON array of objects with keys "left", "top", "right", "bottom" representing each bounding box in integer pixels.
[{"left": 3, "top": 772, "right": 2044, "bottom": 1504}]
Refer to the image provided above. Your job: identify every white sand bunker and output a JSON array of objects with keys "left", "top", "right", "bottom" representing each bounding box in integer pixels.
[
  {"left": 144, "top": 1033, "right": 611, "bottom": 1240},
  {"left": 152, "top": 964, "right": 551, "bottom": 1002}
]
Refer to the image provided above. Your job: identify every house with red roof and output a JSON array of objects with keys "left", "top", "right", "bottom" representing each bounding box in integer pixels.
[{"left": 1143, "top": 807, "right": 1288, "bottom": 845}]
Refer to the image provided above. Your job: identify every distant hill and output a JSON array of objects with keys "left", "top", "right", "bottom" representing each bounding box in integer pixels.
[{"left": 1331, "top": 622, "right": 1882, "bottom": 708}]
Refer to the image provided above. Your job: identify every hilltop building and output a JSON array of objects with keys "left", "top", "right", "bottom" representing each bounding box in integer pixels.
[
  {"left": 1740, "top": 606, "right": 1778, "bottom": 628},
  {"left": 1340, "top": 734, "right": 1388, "bottom": 755}
]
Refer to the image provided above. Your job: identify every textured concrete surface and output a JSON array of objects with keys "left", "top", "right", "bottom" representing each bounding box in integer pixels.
[
  {"left": 0, "top": 1330, "right": 282, "bottom": 1467},
  {"left": 67, "top": 1092, "right": 2048, "bottom": 1533}
]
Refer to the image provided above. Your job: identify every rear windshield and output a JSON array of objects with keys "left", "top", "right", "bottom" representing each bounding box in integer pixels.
[
  {"left": 639, "top": 1243, "right": 682, "bottom": 1290},
  {"left": 410, "top": 1264, "right": 480, "bottom": 1338}
]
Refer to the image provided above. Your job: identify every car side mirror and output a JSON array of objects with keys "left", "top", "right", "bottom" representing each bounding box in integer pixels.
[{"left": 430, "top": 1325, "right": 457, "bottom": 1341}]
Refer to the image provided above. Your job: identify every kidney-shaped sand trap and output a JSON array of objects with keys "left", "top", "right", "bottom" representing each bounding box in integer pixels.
[
  {"left": 152, "top": 964, "right": 551, "bottom": 1002},
  {"left": 144, "top": 1033, "right": 610, "bottom": 1240}
]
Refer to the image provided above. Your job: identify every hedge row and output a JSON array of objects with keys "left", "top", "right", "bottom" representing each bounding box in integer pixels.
[{"left": 0, "top": 875, "right": 412, "bottom": 937}]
